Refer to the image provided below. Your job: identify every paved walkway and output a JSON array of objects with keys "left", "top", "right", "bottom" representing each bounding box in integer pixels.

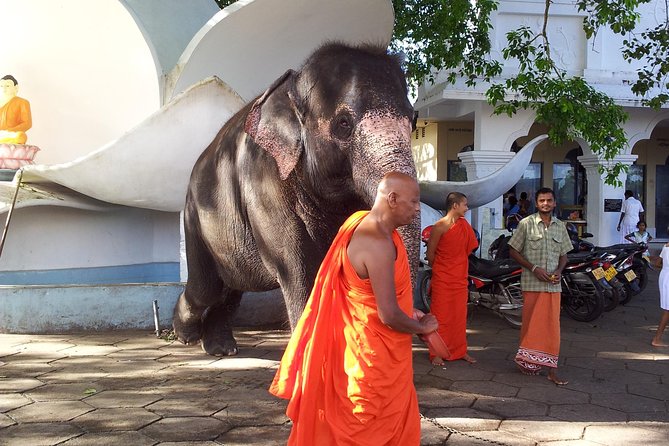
[{"left": 1, "top": 269, "right": 668, "bottom": 445}]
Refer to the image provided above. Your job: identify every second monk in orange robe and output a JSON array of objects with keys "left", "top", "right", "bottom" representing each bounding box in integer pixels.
[
  {"left": 270, "top": 172, "right": 438, "bottom": 446},
  {"left": 426, "top": 192, "right": 478, "bottom": 365}
]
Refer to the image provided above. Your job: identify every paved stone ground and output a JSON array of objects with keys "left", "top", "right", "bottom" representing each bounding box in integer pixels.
[{"left": 1, "top": 269, "right": 668, "bottom": 445}]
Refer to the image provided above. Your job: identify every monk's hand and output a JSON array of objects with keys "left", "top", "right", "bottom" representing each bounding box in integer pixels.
[{"left": 418, "top": 313, "right": 438, "bottom": 334}]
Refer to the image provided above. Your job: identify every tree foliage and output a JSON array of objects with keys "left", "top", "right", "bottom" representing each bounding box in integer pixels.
[
  {"left": 214, "top": 0, "right": 669, "bottom": 185},
  {"left": 391, "top": 0, "right": 669, "bottom": 185}
]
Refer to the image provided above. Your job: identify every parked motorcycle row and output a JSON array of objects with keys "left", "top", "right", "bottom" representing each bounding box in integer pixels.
[
  {"left": 417, "top": 223, "right": 650, "bottom": 329},
  {"left": 487, "top": 223, "right": 649, "bottom": 322}
]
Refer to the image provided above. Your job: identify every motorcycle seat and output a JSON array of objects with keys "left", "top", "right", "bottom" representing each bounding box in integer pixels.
[{"left": 469, "top": 255, "right": 520, "bottom": 279}]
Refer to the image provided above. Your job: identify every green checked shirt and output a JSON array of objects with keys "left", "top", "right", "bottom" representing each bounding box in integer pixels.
[{"left": 507, "top": 213, "right": 573, "bottom": 292}]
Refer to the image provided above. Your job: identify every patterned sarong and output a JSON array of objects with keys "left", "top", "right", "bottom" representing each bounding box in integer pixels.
[{"left": 515, "top": 291, "right": 561, "bottom": 372}]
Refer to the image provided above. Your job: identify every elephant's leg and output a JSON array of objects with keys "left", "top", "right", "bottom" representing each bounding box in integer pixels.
[
  {"left": 173, "top": 223, "right": 223, "bottom": 345},
  {"left": 201, "top": 289, "right": 243, "bottom": 356}
]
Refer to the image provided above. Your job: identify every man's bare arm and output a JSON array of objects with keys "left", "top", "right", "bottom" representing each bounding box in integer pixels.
[{"left": 351, "top": 234, "right": 437, "bottom": 334}]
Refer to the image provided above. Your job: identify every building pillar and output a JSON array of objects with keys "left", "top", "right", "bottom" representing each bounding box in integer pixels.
[
  {"left": 458, "top": 150, "right": 516, "bottom": 231},
  {"left": 577, "top": 154, "right": 638, "bottom": 246}
]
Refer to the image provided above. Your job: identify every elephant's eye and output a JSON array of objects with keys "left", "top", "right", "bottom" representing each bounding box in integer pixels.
[{"left": 331, "top": 113, "right": 353, "bottom": 140}]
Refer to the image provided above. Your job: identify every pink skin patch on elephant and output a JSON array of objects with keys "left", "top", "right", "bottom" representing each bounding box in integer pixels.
[
  {"left": 353, "top": 111, "right": 414, "bottom": 181},
  {"left": 245, "top": 106, "right": 300, "bottom": 180}
]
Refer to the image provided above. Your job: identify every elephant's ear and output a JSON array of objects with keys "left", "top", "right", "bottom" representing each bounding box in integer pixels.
[{"left": 244, "top": 70, "right": 303, "bottom": 180}]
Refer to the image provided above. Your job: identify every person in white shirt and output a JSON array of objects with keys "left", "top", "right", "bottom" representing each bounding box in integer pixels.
[{"left": 617, "top": 190, "right": 645, "bottom": 244}]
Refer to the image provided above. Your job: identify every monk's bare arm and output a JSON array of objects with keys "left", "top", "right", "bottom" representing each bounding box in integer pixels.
[
  {"left": 352, "top": 237, "right": 437, "bottom": 333},
  {"left": 425, "top": 219, "right": 448, "bottom": 265}
]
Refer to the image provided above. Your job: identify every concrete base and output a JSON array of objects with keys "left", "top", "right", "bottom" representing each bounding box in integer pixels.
[{"left": 0, "top": 284, "right": 288, "bottom": 333}]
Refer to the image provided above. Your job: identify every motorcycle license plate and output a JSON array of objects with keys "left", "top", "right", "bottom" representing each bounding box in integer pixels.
[
  {"left": 604, "top": 266, "right": 617, "bottom": 281},
  {"left": 624, "top": 270, "right": 637, "bottom": 282},
  {"left": 591, "top": 267, "right": 605, "bottom": 280}
]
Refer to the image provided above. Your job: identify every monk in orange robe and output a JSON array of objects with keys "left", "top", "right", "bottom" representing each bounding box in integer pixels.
[
  {"left": 426, "top": 192, "right": 478, "bottom": 365},
  {"left": 0, "top": 75, "right": 32, "bottom": 144},
  {"left": 270, "top": 172, "right": 438, "bottom": 446}
]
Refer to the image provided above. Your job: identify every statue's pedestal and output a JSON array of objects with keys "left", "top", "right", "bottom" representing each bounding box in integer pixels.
[{"left": 0, "top": 143, "right": 39, "bottom": 169}]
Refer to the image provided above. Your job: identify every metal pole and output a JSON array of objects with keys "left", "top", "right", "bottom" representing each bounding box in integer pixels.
[
  {"left": 0, "top": 169, "right": 23, "bottom": 259},
  {"left": 152, "top": 299, "right": 161, "bottom": 337}
]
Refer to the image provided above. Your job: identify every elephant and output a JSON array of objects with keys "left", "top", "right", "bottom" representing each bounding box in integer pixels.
[
  {"left": 172, "top": 42, "right": 543, "bottom": 356},
  {"left": 173, "top": 43, "right": 423, "bottom": 356}
]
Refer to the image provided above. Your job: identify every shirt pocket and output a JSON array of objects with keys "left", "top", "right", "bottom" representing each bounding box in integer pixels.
[
  {"left": 551, "top": 235, "right": 565, "bottom": 256},
  {"left": 528, "top": 235, "right": 543, "bottom": 250}
]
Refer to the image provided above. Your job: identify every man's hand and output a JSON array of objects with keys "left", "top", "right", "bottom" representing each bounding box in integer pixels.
[
  {"left": 548, "top": 270, "right": 562, "bottom": 285},
  {"left": 533, "top": 266, "right": 553, "bottom": 282},
  {"left": 417, "top": 313, "right": 438, "bottom": 334}
]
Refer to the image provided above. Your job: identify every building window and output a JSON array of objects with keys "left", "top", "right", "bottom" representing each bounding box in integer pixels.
[
  {"left": 553, "top": 162, "right": 586, "bottom": 218},
  {"left": 514, "top": 162, "right": 542, "bottom": 213},
  {"left": 447, "top": 160, "right": 467, "bottom": 181},
  {"left": 625, "top": 164, "right": 645, "bottom": 203},
  {"left": 657, "top": 164, "right": 669, "bottom": 238}
]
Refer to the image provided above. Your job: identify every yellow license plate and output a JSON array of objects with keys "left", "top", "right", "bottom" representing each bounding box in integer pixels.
[
  {"left": 624, "top": 270, "right": 637, "bottom": 282},
  {"left": 604, "top": 266, "right": 617, "bottom": 281},
  {"left": 592, "top": 267, "right": 605, "bottom": 280}
]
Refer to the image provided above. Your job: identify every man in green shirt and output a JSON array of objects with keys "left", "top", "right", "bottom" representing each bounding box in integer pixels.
[{"left": 508, "top": 187, "right": 573, "bottom": 385}]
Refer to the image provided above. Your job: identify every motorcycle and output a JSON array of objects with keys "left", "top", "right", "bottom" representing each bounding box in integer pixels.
[
  {"left": 560, "top": 251, "right": 606, "bottom": 322},
  {"left": 418, "top": 226, "right": 524, "bottom": 328},
  {"left": 488, "top": 232, "right": 607, "bottom": 321},
  {"left": 565, "top": 224, "right": 648, "bottom": 304}
]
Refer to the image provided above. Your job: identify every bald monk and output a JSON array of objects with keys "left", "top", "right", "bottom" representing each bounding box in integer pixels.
[
  {"left": 0, "top": 75, "right": 32, "bottom": 144},
  {"left": 270, "top": 172, "right": 439, "bottom": 446}
]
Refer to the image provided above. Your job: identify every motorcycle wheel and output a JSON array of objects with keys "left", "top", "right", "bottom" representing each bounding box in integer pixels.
[
  {"left": 634, "top": 260, "right": 648, "bottom": 293},
  {"left": 562, "top": 274, "right": 605, "bottom": 322},
  {"left": 419, "top": 269, "right": 432, "bottom": 312},
  {"left": 602, "top": 283, "right": 620, "bottom": 312},
  {"left": 618, "top": 285, "right": 632, "bottom": 305},
  {"left": 499, "top": 281, "right": 523, "bottom": 329}
]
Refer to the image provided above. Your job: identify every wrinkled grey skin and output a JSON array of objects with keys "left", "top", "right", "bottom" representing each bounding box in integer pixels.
[{"left": 173, "top": 43, "right": 420, "bottom": 356}]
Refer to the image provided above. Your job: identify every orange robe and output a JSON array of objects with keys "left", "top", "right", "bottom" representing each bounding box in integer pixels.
[
  {"left": 429, "top": 217, "right": 478, "bottom": 360},
  {"left": 269, "top": 210, "right": 420, "bottom": 446},
  {"left": 0, "top": 96, "right": 32, "bottom": 144}
]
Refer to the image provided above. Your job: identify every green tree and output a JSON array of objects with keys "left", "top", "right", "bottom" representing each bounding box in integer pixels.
[{"left": 215, "top": 0, "right": 668, "bottom": 185}]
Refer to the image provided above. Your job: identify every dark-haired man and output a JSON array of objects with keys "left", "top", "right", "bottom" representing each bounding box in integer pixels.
[
  {"left": 617, "top": 190, "right": 644, "bottom": 244},
  {"left": 508, "top": 187, "right": 573, "bottom": 385}
]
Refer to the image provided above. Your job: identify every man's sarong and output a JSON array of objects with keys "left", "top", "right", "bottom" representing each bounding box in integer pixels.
[
  {"left": 269, "top": 210, "right": 420, "bottom": 446},
  {"left": 514, "top": 291, "right": 561, "bottom": 372},
  {"left": 430, "top": 218, "right": 478, "bottom": 360}
]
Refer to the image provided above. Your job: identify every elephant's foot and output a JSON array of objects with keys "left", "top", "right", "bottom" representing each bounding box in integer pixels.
[
  {"left": 201, "top": 332, "right": 238, "bottom": 356},
  {"left": 200, "top": 301, "right": 240, "bottom": 356},
  {"left": 172, "top": 293, "right": 203, "bottom": 345}
]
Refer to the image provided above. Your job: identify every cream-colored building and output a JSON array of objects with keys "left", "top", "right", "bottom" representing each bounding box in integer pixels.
[{"left": 413, "top": 0, "right": 669, "bottom": 247}]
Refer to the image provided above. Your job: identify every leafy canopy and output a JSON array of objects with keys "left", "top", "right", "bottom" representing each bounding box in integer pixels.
[{"left": 215, "top": 0, "right": 668, "bottom": 185}]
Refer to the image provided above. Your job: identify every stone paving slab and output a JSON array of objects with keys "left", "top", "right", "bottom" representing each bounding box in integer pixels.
[{"left": 0, "top": 269, "right": 668, "bottom": 445}]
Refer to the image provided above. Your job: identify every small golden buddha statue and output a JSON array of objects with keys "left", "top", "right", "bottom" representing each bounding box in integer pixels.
[{"left": 0, "top": 75, "right": 32, "bottom": 144}]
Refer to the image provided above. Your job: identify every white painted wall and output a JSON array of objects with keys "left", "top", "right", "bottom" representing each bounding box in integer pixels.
[
  {"left": 1, "top": 0, "right": 160, "bottom": 165},
  {"left": 0, "top": 206, "right": 178, "bottom": 271}
]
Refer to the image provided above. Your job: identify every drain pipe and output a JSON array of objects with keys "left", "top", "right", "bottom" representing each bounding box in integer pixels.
[
  {"left": 152, "top": 299, "right": 161, "bottom": 337},
  {"left": 0, "top": 168, "right": 24, "bottom": 259}
]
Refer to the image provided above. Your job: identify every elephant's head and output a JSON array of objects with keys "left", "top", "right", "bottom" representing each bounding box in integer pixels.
[
  {"left": 244, "top": 43, "right": 416, "bottom": 208},
  {"left": 244, "top": 43, "right": 420, "bottom": 275}
]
